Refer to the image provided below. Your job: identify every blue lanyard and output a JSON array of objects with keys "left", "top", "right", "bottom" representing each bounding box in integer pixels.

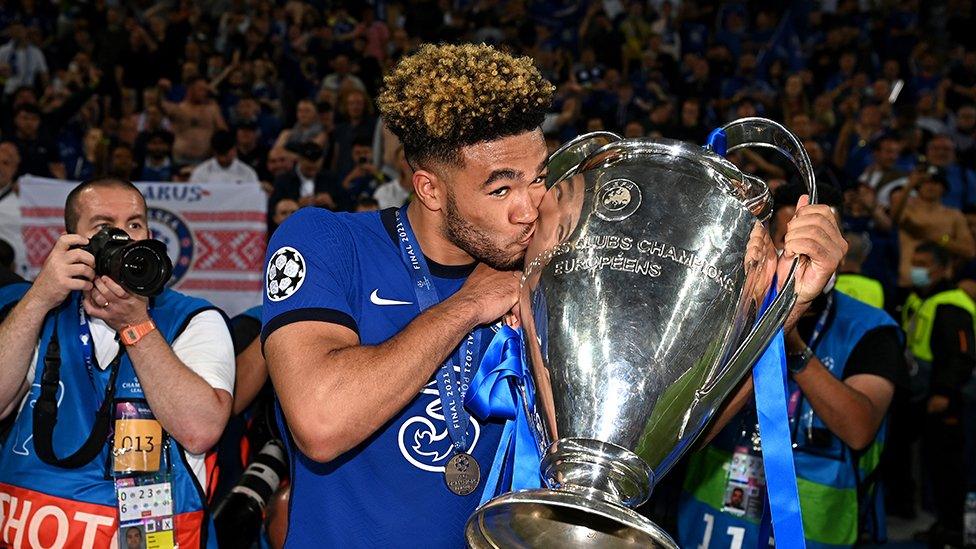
[
  {"left": 77, "top": 300, "right": 98, "bottom": 391},
  {"left": 394, "top": 207, "right": 480, "bottom": 451}
]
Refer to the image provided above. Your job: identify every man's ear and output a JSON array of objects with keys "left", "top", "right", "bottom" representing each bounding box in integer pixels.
[{"left": 412, "top": 168, "right": 447, "bottom": 212}]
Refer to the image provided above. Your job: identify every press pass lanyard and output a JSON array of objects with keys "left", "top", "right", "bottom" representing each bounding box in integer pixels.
[
  {"left": 786, "top": 293, "right": 833, "bottom": 420},
  {"left": 394, "top": 206, "right": 480, "bottom": 452}
]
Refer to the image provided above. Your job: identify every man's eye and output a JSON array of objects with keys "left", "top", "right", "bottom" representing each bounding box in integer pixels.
[
  {"left": 129, "top": 222, "right": 143, "bottom": 230},
  {"left": 490, "top": 187, "right": 510, "bottom": 197},
  {"left": 532, "top": 174, "right": 547, "bottom": 185}
]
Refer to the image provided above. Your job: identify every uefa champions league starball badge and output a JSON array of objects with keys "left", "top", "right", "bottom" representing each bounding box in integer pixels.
[{"left": 444, "top": 452, "right": 481, "bottom": 496}]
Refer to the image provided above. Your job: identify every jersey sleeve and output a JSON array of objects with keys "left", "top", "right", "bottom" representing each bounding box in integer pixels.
[{"left": 261, "top": 208, "right": 359, "bottom": 343}]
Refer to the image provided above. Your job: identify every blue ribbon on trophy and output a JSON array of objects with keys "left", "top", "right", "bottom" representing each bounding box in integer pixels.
[
  {"left": 465, "top": 325, "right": 543, "bottom": 506},
  {"left": 708, "top": 129, "right": 806, "bottom": 548}
]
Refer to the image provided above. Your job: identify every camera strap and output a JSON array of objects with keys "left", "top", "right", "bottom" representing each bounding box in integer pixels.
[{"left": 34, "top": 317, "right": 124, "bottom": 469}]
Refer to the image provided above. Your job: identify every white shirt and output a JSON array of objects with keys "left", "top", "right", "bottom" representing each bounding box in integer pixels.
[
  {"left": 23, "top": 309, "right": 235, "bottom": 488},
  {"left": 296, "top": 165, "right": 316, "bottom": 198},
  {"left": 0, "top": 41, "right": 48, "bottom": 95},
  {"left": 189, "top": 157, "right": 259, "bottom": 184},
  {"left": 373, "top": 178, "right": 411, "bottom": 209},
  {"left": 0, "top": 185, "right": 27, "bottom": 277}
]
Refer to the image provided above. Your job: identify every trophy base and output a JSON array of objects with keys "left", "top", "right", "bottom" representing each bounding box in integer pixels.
[{"left": 465, "top": 488, "right": 678, "bottom": 548}]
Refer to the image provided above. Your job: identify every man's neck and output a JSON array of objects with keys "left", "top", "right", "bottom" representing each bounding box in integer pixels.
[{"left": 406, "top": 200, "right": 474, "bottom": 266}]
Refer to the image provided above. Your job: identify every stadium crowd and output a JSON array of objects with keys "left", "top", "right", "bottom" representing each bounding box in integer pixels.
[{"left": 0, "top": 0, "right": 975, "bottom": 547}]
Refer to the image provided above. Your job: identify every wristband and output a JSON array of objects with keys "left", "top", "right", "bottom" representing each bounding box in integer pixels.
[{"left": 120, "top": 319, "right": 156, "bottom": 346}]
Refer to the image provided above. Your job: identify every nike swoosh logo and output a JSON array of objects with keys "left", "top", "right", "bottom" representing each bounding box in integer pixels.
[{"left": 370, "top": 289, "right": 413, "bottom": 306}]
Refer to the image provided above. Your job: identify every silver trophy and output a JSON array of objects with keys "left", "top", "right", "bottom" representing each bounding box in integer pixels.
[{"left": 466, "top": 118, "right": 817, "bottom": 547}]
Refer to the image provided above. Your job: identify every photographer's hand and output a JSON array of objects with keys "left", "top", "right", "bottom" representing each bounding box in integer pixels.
[
  {"left": 83, "top": 276, "right": 150, "bottom": 332},
  {"left": 25, "top": 234, "right": 95, "bottom": 311}
]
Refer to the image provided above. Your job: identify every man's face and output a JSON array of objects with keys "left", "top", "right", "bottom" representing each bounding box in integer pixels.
[
  {"left": 146, "top": 138, "right": 170, "bottom": 160},
  {"left": 267, "top": 150, "right": 293, "bottom": 176},
  {"left": 730, "top": 488, "right": 744, "bottom": 507},
  {"left": 216, "top": 149, "right": 235, "bottom": 166},
  {"left": 910, "top": 250, "right": 945, "bottom": 285},
  {"left": 273, "top": 198, "right": 299, "bottom": 225},
  {"left": 926, "top": 137, "right": 955, "bottom": 166},
  {"left": 0, "top": 143, "right": 20, "bottom": 184},
  {"left": 74, "top": 186, "right": 149, "bottom": 240},
  {"left": 298, "top": 157, "right": 321, "bottom": 177},
  {"left": 918, "top": 178, "right": 945, "bottom": 201},
  {"left": 352, "top": 145, "right": 372, "bottom": 165},
  {"left": 876, "top": 140, "right": 901, "bottom": 169},
  {"left": 188, "top": 80, "right": 208, "bottom": 103},
  {"left": 126, "top": 527, "right": 142, "bottom": 549},
  {"left": 113, "top": 147, "right": 135, "bottom": 172},
  {"left": 237, "top": 128, "right": 257, "bottom": 149},
  {"left": 15, "top": 111, "right": 40, "bottom": 137},
  {"left": 435, "top": 129, "right": 548, "bottom": 270}
]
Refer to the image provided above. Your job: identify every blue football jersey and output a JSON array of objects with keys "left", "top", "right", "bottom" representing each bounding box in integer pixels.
[{"left": 262, "top": 207, "right": 505, "bottom": 548}]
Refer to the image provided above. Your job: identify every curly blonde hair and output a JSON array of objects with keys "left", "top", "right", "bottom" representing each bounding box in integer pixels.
[{"left": 378, "top": 43, "right": 554, "bottom": 167}]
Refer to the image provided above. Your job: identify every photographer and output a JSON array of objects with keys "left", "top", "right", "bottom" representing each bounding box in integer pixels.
[
  {"left": 340, "top": 135, "right": 387, "bottom": 203},
  {"left": 0, "top": 177, "right": 234, "bottom": 548}
]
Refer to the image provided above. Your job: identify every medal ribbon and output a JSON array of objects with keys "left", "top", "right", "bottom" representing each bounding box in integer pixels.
[
  {"left": 394, "top": 207, "right": 476, "bottom": 452},
  {"left": 465, "top": 325, "right": 542, "bottom": 505},
  {"left": 753, "top": 283, "right": 806, "bottom": 548}
]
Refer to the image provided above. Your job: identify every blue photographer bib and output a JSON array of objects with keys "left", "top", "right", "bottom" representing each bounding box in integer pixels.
[
  {"left": 0, "top": 286, "right": 218, "bottom": 548},
  {"left": 262, "top": 207, "right": 505, "bottom": 548}
]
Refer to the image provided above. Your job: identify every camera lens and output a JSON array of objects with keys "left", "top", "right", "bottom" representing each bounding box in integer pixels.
[{"left": 118, "top": 245, "right": 172, "bottom": 296}]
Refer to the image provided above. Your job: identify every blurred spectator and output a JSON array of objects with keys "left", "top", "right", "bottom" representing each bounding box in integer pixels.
[
  {"left": 372, "top": 146, "right": 412, "bottom": 209},
  {"left": 236, "top": 120, "right": 269, "bottom": 181},
  {"left": 354, "top": 196, "right": 379, "bottom": 212},
  {"left": 0, "top": 20, "right": 48, "bottom": 96},
  {"left": 859, "top": 136, "right": 908, "bottom": 191},
  {"left": 67, "top": 127, "right": 106, "bottom": 181},
  {"left": 836, "top": 231, "right": 886, "bottom": 309},
  {"left": 925, "top": 133, "right": 976, "bottom": 210},
  {"left": 107, "top": 143, "right": 137, "bottom": 180},
  {"left": 190, "top": 130, "right": 259, "bottom": 184},
  {"left": 331, "top": 88, "right": 376, "bottom": 178},
  {"left": 339, "top": 135, "right": 386, "bottom": 205},
  {"left": 140, "top": 130, "right": 175, "bottom": 182},
  {"left": 0, "top": 142, "right": 24, "bottom": 278},
  {"left": 893, "top": 166, "right": 976, "bottom": 288},
  {"left": 268, "top": 142, "right": 339, "bottom": 233},
  {"left": 0, "top": 239, "right": 21, "bottom": 286},
  {"left": 9, "top": 103, "right": 63, "bottom": 178},
  {"left": 274, "top": 99, "right": 326, "bottom": 150},
  {"left": 160, "top": 76, "right": 228, "bottom": 165}
]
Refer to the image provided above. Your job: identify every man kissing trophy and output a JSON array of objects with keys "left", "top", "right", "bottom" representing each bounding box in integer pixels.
[{"left": 466, "top": 118, "right": 844, "bottom": 547}]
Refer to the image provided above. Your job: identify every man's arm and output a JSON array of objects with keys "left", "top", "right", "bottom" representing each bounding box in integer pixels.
[
  {"left": 702, "top": 196, "right": 846, "bottom": 443},
  {"left": 787, "top": 326, "right": 901, "bottom": 450},
  {"left": 265, "top": 265, "right": 519, "bottom": 463},
  {"left": 0, "top": 235, "right": 93, "bottom": 415},
  {"left": 84, "top": 277, "right": 232, "bottom": 454}
]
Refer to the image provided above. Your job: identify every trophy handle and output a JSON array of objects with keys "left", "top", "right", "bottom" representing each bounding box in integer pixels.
[
  {"left": 697, "top": 117, "right": 815, "bottom": 396},
  {"left": 545, "top": 131, "right": 621, "bottom": 189}
]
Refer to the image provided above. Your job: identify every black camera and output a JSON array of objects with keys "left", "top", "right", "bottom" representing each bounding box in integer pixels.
[{"left": 78, "top": 227, "right": 173, "bottom": 296}]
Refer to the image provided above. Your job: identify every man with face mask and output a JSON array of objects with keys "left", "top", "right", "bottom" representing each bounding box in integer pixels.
[
  {"left": 900, "top": 242, "right": 976, "bottom": 545},
  {"left": 679, "top": 183, "right": 906, "bottom": 548}
]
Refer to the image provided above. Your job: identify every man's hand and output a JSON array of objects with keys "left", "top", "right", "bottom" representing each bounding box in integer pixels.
[
  {"left": 25, "top": 234, "right": 95, "bottom": 311},
  {"left": 779, "top": 194, "right": 847, "bottom": 305},
  {"left": 454, "top": 264, "right": 522, "bottom": 326},
  {"left": 83, "top": 276, "right": 150, "bottom": 332}
]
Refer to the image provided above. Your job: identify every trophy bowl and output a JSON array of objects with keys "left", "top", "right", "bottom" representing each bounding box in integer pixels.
[{"left": 466, "top": 119, "right": 816, "bottom": 547}]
